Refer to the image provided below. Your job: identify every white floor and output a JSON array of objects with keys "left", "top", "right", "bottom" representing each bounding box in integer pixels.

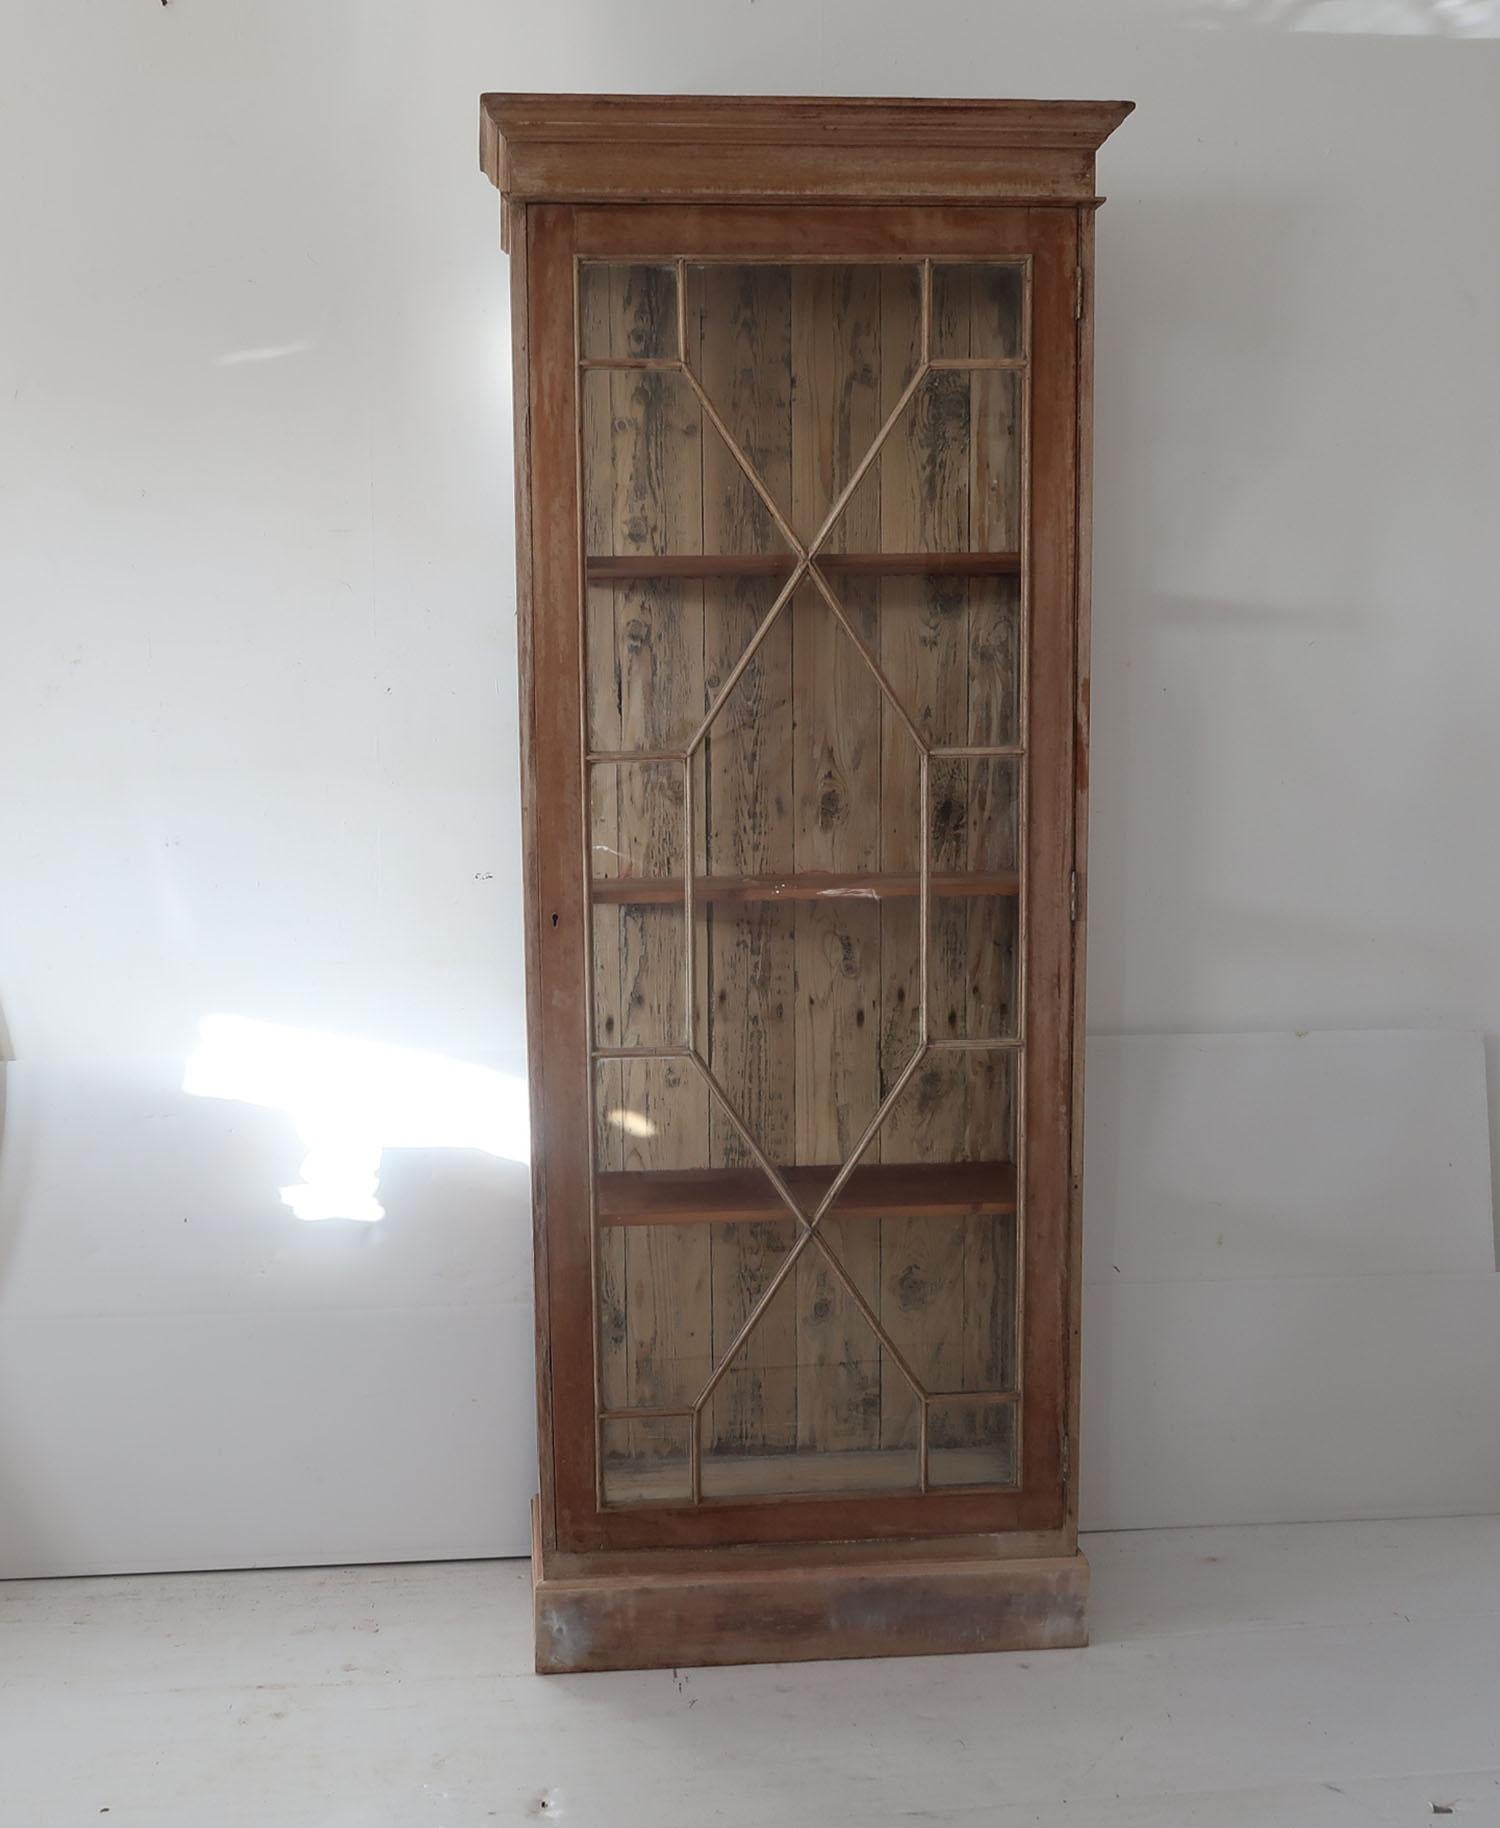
[{"left": 2, "top": 1518, "right": 1498, "bottom": 1827}]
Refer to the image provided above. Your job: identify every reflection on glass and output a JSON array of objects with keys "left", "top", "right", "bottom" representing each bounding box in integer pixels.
[
  {"left": 580, "top": 264, "right": 679, "bottom": 362},
  {"left": 929, "top": 757, "right": 1021, "bottom": 1043},
  {"left": 601, "top": 1415, "right": 691, "bottom": 1506},
  {"left": 582, "top": 363, "right": 796, "bottom": 754},
  {"left": 580, "top": 255, "right": 1031, "bottom": 1508},
  {"left": 928, "top": 1396, "right": 1017, "bottom": 1488},
  {"left": 825, "top": 1049, "right": 1018, "bottom": 1424},
  {"left": 685, "top": 262, "right": 923, "bottom": 542},
  {"left": 700, "top": 1235, "right": 921, "bottom": 1498},
  {"left": 591, "top": 759, "right": 687, "bottom": 1053},
  {"left": 931, "top": 263, "right": 1025, "bottom": 362}
]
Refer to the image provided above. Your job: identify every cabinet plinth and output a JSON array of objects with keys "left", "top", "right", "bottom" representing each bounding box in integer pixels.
[{"left": 483, "top": 90, "right": 1130, "bottom": 1673}]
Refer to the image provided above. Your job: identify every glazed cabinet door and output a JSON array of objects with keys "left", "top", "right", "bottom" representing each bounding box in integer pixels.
[{"left": 521, "top": 204, "right": 1081, "bottom": 1553}]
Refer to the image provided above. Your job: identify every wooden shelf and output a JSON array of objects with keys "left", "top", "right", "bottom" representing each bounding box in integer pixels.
[
  {"left": 587, "top": 554, "right": 792, "bottom": 581},
  {"left": 592, "top": 869, "right": 1020, "bottom": 907},
  {"left": 606, "top": 1443, "right": 1013, "bottom": 1503},
  {"left": 585, "top": 552, "right": 1021, "bottom": 582},
  {"left": 821, "top": 552, "right": 1021, "bottom": 578},
  {"left": 596, "top": 1159, "right": 1017, "bottom": 1228}
]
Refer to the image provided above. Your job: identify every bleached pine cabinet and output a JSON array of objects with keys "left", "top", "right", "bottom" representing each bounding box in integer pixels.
[{"left": 479, "top": 92, "right": 1132, "bottom": 1672}]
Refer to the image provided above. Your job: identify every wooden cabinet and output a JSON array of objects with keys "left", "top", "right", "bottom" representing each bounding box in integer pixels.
[{"left": 479, "top": 92, "right": 1132, "bottom": 1673}]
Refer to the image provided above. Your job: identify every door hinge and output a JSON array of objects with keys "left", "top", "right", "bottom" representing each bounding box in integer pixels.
[
  {"left": 1060, "top": 1426, "right": 1071, "bottom": 1488},
  {"left": 1074, "top": 264, "right": 1086, "bottom": 321},
  {"left": 1069, "top": 869, "right": 1079, "bottom": 923}
]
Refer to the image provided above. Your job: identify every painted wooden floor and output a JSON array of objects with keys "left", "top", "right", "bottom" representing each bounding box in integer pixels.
[{"left": 2, "top": 1516, "right": 1497, "bottom": 1826}]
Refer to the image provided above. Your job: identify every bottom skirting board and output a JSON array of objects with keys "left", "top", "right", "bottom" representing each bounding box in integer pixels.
[{"left": 531, "top": 1503, "right": 1088, "bottom": 1674}]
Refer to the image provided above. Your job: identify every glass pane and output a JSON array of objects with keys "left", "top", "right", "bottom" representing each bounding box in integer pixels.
[
  {"left": 580, "top": 258, "right": 1032, "bottom": 1513},
  {"left": 930, "top": 757, "right": 1021, "bottom": 1043},
  {"left": 597, "top": 1218, "right": 710, "bottom": 1412},
  {"left": 816, "top": 356, "right": 1024, "bottom": 770},
  {"left": 579, "top": 263, "right": 679, "bottom": 362},
  {"left": 685, "top": 262, "right": 922, "bottom": 544},
  {"left": 601, "top": 1415, "right": 691, "bottom": 1507},
  {"left": 589, "top": 757, "right": 685, "bottom": 888},
  {"left": 590, "top": 760, "right": 687, "bottom": 1053},
  {"left": 594, "top": 1053, "right": 713, "bottom": 1417},
  {"left": 826, "top": 367, "right": 1023, "bottom": 561},
  {"left": 819, "top": 1044, "right": 1019, "bottom": 1459},
  {"left": 700, "top": 1234, "right": 920, "bottom": 1498},
  {"left": 690, "top": 580, "right": 914, "bottom": 1167},
  {"left": 706, "top": 1214, "right": 801, "bottom": 1462},
  {"left": 965, "top": 574, "right": 1023, "bottom": 748},
  {"left": 849, "top": 574, "right": 1020, "bottom": 752},
  {"left": 870, "top": 1044, "right": 1019, "bottom": 1174},
  {"left": 594, "top": 1059, "right": 798, "bottom": 1438},
  {"left": 931, "top": 263, "right": 1025, "bottom": 362},
  {"left": 932, "top": 756, "right": 1019, "bottom": 877},
  {"left": 928, "top": 1397, "right": 1017, "bottom": 1488},
  {"left": 927, "top": 888, "right": 1019, "bottom": 1045},
  {"left": 582, "top": 365, "right": 797, "bottom": 753}
]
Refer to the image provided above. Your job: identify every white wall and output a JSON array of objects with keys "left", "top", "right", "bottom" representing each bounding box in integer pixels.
[{"left": 2, "top": 0, "right": 1498, "bottom": 1576}]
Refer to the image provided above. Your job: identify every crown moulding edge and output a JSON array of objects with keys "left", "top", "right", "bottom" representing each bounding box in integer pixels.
[{"left": 479, "top": 93, "right": 1135, "bottom": 216}]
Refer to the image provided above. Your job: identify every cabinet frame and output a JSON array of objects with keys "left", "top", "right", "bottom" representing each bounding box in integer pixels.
[{"left": 485, "top": 93, "right": 1130, "bottom": 1669}]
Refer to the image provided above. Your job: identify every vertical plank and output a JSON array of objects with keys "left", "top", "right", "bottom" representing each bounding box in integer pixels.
[
  {"left": 603, "top": 265, "right": 712, "bottom": 1424},
  {"left": 791, "top": 264, "right": 885, "bottom": 1454},
  {"left": 963, "top": 266, "right": 1025, "bottom": 1404},
  {"left": 522, "top": 206, "right": 595, "bottom": 1545},
  {"left": 878, "top": 266, "right": 970, "bottom": 1445},
  {"left": 578, "top": 267, "right": 628, "bottom": 1424},
  {"left": 545, "top": 202, "right": 1079, "bottom": 1555},
  {"left": 1015, "top": 208, "right": 1082, "bottom": 1515},
  {"left": 695, "top": 264, "right": 799, "bottom": 1455},
  {"left": 1065, "top": 206, "right": 1096, "bottom": 1540},
  {"left": 508, "top": 203, "right": 560, "bottom": 1544}
]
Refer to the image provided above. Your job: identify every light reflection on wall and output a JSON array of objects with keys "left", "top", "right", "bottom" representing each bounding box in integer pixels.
[
  {"left": 1201, "top": 0, "right": 1497, "bottom": 31},
  {"left": 183, "top": 1014, "right": 530, "bottom": 1222}
]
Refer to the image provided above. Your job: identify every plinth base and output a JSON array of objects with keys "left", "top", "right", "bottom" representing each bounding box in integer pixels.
[{"left": 531, "top": 1501, "right": 1089, "bottom": 1674}]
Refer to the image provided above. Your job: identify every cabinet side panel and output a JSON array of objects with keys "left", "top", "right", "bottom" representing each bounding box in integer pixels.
[
  {"left": 1016, "top": 210, "right": 1080, "bottom": 1523},
  {"left": 1065, "top": 207, "right": 1095, "bottom": 1545},
  {"left": 508, "top": 203, "right": 557, "bottom": 1546},
  {"left": 962, "top": 271, "right": 1024, "bottom": 1436},
  {"left": 524, "top": 206, "right": 598, "bottom": 1546}
]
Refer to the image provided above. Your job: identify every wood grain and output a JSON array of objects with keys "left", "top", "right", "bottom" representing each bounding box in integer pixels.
[
  {"left": 520, "top": 206, "right": 593, "bottom": 1548},
  {"left": 961, "top": 271, "right": 1025, "bottom": 1417},
  {"left": 1012, "top": 208, "right": 1083, "bottom": 1517},
  {"left": 584, "top": 551, "right": 1021, "bottom": 581},
  {"left": 532, "top": 1495, "right": 1089, "bottom": 1673},
  {"left": 508, "top": 203, "right": 559, "bottom": 1542},
  {"left": 580, "top": 264, "right": 628, "bottom": 1429},
  {"left": 597, "top": 1159, "right": 1018, "bottom": 1227},
  {"left": 514, "top": 191, "right": 1100, "bottom": 1564},
  {"left": 575, "top": 206, "right": 1044, "bottom": 263},
  {"left": 876, "top": 269, "right": 969, "bottom": 1452},
  {"left": 585, "top": 265, "right": 711, "bottom": 1440},
  {"left": 486, "top": 94, "right": 1135, "bottom": 152},
  {"left": 790, "top": 263, "right": 889, "bottom": 1458},
  {"left": 482, "top": 95, "right": 1135, "bottom": 217},
  {"left": 1064, "top": 206, "right": 1097, "bottom": 1540},
  {"left": 618, "top": 1439, "right": 1012, "bottom": 1502},
  {"left": 591, "top": 868, "right": 1020, "bottom": 905},
  {"left": 694, "top": 261, "right": 800, "bottom": 1459}
]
